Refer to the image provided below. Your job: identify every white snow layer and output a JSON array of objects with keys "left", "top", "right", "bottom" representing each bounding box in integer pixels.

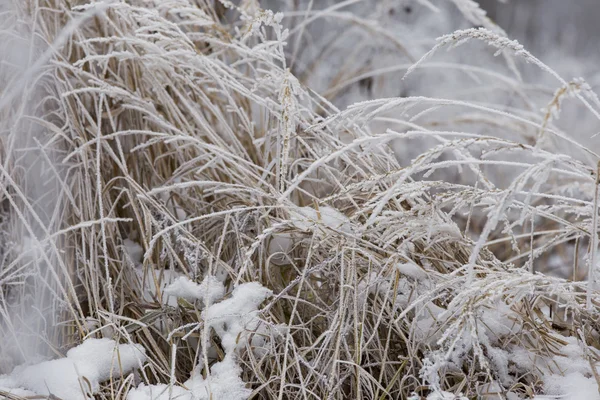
[
  {"left": 531, "top": 336, "right": 600, "bottom": 400},
  {"left": 395, "top": 261, "right": 429, "bottom": 280},
  {"left": 164, "top": 275, "right": 225, "bottom": 305},
  {"left": 426, "top": 391, "right": 468, "bottom": 400},
  {"left": 128, "top": 281, "right": 272, "bottom": 400},
  {"left": 266, "top": 206, "right": 353, "bottom": 265},
  {"left": 128, "top": 354, "right": 250, "bottom": 400},
  {"left": 289, "top": 206, "right": 353, "bottom": 234},
  {"left": 134, "top": 266, "right": 183, "bottom": 306},
  {"left": 203, "top": 281, "right": 273, "bottom": 353},
  {"left": 0, "top": 338, "right": 146, "bottom": 400}
]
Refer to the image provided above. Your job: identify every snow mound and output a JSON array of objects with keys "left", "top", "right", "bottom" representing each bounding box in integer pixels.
[
  {"left": 203, "top": 282, "right": 273, "bottom": 352},
  {"left": 0, "top": 338, "right": 146, "bottom": 400},
  {"left": 538, "top": 371, "right": 600, "bottom": 400},
  {"left": 185, "top": 354, "right": 251, "bottom": 400},
  {"left": 128, "top": 355, "right": 250, "bottom": 400},
  {"left": 164, "top": 275, "right": 225, "bottom": 305},
  {"left": 128, "top": 281, "right": 272, "bottom": 400}
]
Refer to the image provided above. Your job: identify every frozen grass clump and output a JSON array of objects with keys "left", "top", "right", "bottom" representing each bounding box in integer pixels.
[{"left": 2, "top": 0, "right": 600, "bottom": 399}]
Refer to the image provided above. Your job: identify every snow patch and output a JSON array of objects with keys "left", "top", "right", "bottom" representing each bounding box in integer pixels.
[
  {"left": 128, "top": 354, "right": 250, "bottom": 400},
  {"left": 425, "top": 391, "right": 468, "bottom": 400},
  {"left": 396, "top": 261, "right": 429, "bottom": 280},
  {"left": 203, "top": 282, "right": 273, "bottom": 353},
  {"left": 537, "top": 372, "right": 600, "bottom": 400},
  {"left": 164, "top": 275, "right": 225, "bottom": 305},
  {"left": 289, "top": 206, "right": 354, "bottom": 234},
  {"left": 0, "top": 338, "right": 146, "bottom": 400},
  {"left": 128, "top": 281, "right": 272, "bottom": 400}
]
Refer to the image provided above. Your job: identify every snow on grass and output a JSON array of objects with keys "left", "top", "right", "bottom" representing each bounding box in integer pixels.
[
  {"left": 289, "top": 205, "right": 355, "bottom": 235},
  {"left": 396, "top": 261, "right": 429, "bottom": 280},
  {"left": 164, "top": 275, "right": 225, "bottom": 305},
  {"left": 526, "top": 335, "right": 600, "bottom": 400},
  {"left": 0, "top": 375, "right": 37, "bottom": 398},
  {"left": 134, "top": 267, "right": 183, "bottom": 307},
  {"left": 128, "top": 354, "right": 250, "bottom": 400},
  {"left": 203, "top": 282, "right": 273, "bottom": 353},
  {"left": 128, "top": 281, "right": 272, "bottom": 400},
  {"left": 424, "top": 391, "right": 468, "bottom": 400},
  {"left": 538, "top": 372, "right": 600, "bottom": 400},
  {"left": 0, "top": 339, "right": 146, "bottom": 400}
]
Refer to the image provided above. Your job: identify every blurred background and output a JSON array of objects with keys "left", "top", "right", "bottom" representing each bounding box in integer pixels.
[{"left": 480, "top": 0, "right": 600, "bottom": 63}]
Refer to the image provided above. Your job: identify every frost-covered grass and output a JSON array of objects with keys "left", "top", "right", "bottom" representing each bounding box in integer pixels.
[{"left": 2, "top": 0, "right": 600, "bottom": 399}]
